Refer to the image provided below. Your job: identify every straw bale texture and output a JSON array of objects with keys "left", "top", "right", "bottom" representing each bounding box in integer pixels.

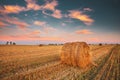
[{"left": 61, "top": 42, "right": 91, "bottom": 68}]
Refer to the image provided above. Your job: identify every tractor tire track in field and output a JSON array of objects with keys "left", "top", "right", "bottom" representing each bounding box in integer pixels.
[
  {"left": 84, "top": 45, "right": 120, "bottom": 80},
  {"left": 96, "top": 45, "right": 120, "bottom": 80},
  {"left": 94, "top": 47, "right": 115, "bottom": 80}
]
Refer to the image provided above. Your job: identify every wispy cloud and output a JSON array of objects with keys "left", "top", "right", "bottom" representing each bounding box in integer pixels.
[
  {"left": 75, "top": 29, "right": 93, "bottom": 34},
  {"left": 0, "top": 0, "right": 41, "bottom": 14},
  {"left": 43, "top": 0, "right": 58, "bottom": 11},
  {"left": 42, "top": 10, "right": 62, "bottom": 19},
  {"left": 83, "top": 8, "right": 92, "bottom": 12},
  {"left": 29, "top": 30, "right": 41, "bottom": 35},
  {"left": 88, "top": 37, "right": 100, "bottom": 42},
  {"left": 68, "top": 10, "right": 94, "bottom": 25},
  {"left": 39, "top": 36, "right": 63, "bottom": 41},
  {"left": 64, "top": 19, "right": 73, "bottom": 23},
  {"left": 0, "top": 16, "right": 29, "bottom": 29},
  {"left": 89, "top": 37, "right": 99, "bottom": 41},
  {"left": 34, "top": 20, "right": 46, "bottom": 26},
  {"left": 25, "top": 0, "right": 41, "bottom": 10},
  {"left": 33, "top": 20, "right": 57, "bottom": 33},
  {"left": 43, "top": 26, "right": 57, "bottom": 33},
  {"left": 0, "top": 21, "right": 9, "bottom": 27},
  {"left": 5, "top": 17, "right": 29, "bottom": 29},
  {"left": 0, "top": 26, "right": 62, "bottom": 41},
  {"left": 61, "top": 23, "right": 66, "bottom": 26},
  {"left": 0, "top": 35, "right": 63, "bottom": 41},
  {"left": 0, "top": 0, "right": 62, "bottom": 19},
  {"left": 26, "top": 0, "right": 63, "bottom": 19},
  {"left": 0, "top": 5, "right": 26, "bottom": 14},
  {"left": 42, "top": 0, "right": 62, "bottom": 19},
  {"left": 51, "top": 9, "right": 62, "bottom": 19}
]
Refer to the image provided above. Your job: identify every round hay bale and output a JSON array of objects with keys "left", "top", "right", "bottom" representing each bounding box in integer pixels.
[{"left": 61, "top": 42, "right": 92, "bottom": 68}]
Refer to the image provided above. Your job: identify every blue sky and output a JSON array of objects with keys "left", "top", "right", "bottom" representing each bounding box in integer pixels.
[{"left": 0, "top": 0, "right": 120, "bottom": 44}]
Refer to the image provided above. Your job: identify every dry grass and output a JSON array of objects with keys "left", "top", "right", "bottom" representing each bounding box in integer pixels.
[
  {"left": 0, "top": 44, "right": 115, "bottom": 80},
  {"left": 0, "top": 45, "right": 61, "bottom": 79},
  {"left": 78, "top": 45, "right": 120, "bottom": 80}
]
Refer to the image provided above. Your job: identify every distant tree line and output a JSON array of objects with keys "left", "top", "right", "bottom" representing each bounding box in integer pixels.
[
  {"left": 48, "top": 43, "right": 63, "bottom": 46},
  {"left": 38, "top": 43, "right": 63, "bottom": 47},
  {"left": 6, "top": 41, "right": 16, "bottom": 45}
]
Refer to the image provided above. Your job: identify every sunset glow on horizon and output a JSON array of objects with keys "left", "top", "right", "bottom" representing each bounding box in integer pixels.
[{"left": 0, "top": 0, "right": 120, "bottom": 44}]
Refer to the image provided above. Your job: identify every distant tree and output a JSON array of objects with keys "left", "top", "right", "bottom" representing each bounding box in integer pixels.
[
  {"left": 6, "top": 41, "right": 9, "bottom": 45},
  {"left": 13, "top": 42, "right": 16, "bottom": 45},
  {"left": 10, "top": 41, "right": 12, "bottom": 45},
  {"left": 104, "top": 43, "right": 107, "bottom": 45},
  {"left": 54, "top": 44, "right": 57, "bottom": 46},
  {"left": 39, "top": 44, "right": 44, "bottom": 47},
  {"left": 99, "top": 43, "right": 102, "bottom": 46},
  {"left": 116, "top": 43, "right": 119, "bottom": 45},
  {"left": 58, "top": 44, "right": 63, "bottom": 45},
  {"left": 48, "top": 43, "right": 58, "bottom": 46},
  {"left": 48, "top": 44, "right": 53, "bottom": 45}
]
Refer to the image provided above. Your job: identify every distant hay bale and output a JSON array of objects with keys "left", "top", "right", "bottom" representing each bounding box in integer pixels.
[{"left": 61, "top": 42, "right": 92, "bottom": 68}]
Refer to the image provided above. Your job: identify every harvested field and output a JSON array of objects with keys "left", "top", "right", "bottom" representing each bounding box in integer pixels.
[
  {"left": 79, "top": 45, "right": 120, "bottom": 80},
  {"left": 0, "top": 44, "right": 119, "bottom": 80}
]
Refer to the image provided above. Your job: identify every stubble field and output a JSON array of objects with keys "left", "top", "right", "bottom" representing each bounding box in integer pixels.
[{"left": 0, "top": 44, "right": 119, "bottom": 80}]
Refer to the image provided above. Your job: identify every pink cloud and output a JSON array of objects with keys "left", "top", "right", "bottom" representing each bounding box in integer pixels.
[
  {"left": 75, "top": 29, "right": 93, "bottom": 34},
  {"left": 0, "top": 0, "right": 62, "bottom": 19},
  {"left": 37, "top": 36, "right": 63, "bottom": 41},
  {"left": 34, "top": 21, "right": 46, "bottom": 26},
  {"left": 43, "top": 26, "right": 57, "bottom": 33},
  {"left": 0, "top": 5, "right": 26, "bottom": 14},
  {"left": 0, "top": 35, "right": 26, "bottom": 41},
  {"left": 88, "top": 37, "right": 100, "bottom": 42},
  {"left": 42, "top": 9, "right": 62, "bottom": 19},
  {"left": 89, "top": 37, "right": 99, "bottom": 41},
  {"left": 25, "top": 0, "right": 41, "bottom": 10},
  {"left": 68, "top": 10, "right": 94, "bottom": 25},
  {"left": 0, "top": 16, "right": 29, "bottom": 29},
  {"left": 83, "top": 8, "right": 92, "bottom": 12},
  {"left": 42, "top": 10, "right": 62, "bottom": 19},
  {"left": 51, "top": 9, "right": 62, "bottom": 19},
  {"left": 43, "top": 0, "right": 58, "bottom": 11},
  {"left": 0, "top": 35, "right": 63, "bottom": 41},
  {"left": 42, "top": 0, "right": 62, "bottom": 19},
  {"left": 29, "top": 30, "right": 41, "bottom": 35},
  {"left": 0, "top": 0, "right": 41, "bottom": 14},
  {"left": 6, "top": 17, "right": 29, "bottom": 29},
  {"left": 0, "top": 21, "right": 9, "bottom": 27}
]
